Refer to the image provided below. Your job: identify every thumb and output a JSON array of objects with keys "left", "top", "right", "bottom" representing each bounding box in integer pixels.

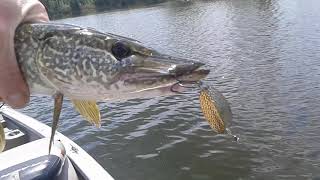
[{"left": 0, "top": 26, "right": 29, "bottom": 108}]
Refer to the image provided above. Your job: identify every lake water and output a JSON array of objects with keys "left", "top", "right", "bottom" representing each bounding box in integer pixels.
[{"left": 21, "top": 0, "right": 320, "bottom": 179}]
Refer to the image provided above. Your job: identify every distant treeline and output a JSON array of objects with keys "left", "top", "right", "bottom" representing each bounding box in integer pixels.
[{"left": 40, "top": 0, "right": 167, "bottom": 19}]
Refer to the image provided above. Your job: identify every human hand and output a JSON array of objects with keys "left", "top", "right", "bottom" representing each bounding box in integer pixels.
[{"left": 0, "top": 0, "right": 48, "bottom": 108}]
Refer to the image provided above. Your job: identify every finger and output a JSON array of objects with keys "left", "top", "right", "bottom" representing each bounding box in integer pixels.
[
  {"left": 0, "top": 27, "right": 29, "bottom": 108},
  {"left": 21, "top": 1, "right": 49, "bottom": 23}
]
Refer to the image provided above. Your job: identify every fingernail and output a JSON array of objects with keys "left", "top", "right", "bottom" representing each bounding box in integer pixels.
[{"left": 5, "top": 93, "right": 28, "bottom": 108}]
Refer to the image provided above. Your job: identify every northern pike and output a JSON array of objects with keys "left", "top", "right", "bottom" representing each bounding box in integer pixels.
[{"left": 7, "top": 23, "right": 210, "bottom": 153}]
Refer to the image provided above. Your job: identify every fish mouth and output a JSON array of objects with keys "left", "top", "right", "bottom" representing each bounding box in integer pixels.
[
  {"left": 123, "top": 54, "right": 210, "bottom": 93},
  {"left": 141, "top": 54, "right": 209, "bottom": 81}
]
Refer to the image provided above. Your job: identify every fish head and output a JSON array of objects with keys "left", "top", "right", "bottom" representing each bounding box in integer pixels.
[{"left": 101, "top": 33, "right": 210, "bottom": 99}]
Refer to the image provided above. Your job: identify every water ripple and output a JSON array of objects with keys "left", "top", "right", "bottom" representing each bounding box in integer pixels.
[{"left": 18, "top": 0, "right": 320, "bottom": 179}]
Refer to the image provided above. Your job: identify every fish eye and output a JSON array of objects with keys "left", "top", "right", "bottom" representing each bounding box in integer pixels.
[{"left": 111, "top": 41, "right": 131, "bottom": 60}]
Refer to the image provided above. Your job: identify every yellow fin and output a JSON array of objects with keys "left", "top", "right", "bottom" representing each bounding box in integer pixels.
[{"left": 72, "top": 100, "right": 101, "bottom": 128}]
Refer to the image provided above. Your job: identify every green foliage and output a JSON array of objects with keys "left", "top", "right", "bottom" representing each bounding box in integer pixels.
[
  {"left": 69, "top": 0, "right": 82, "bottom": 16},
  {"left": 40, "top": 0, "right": 167, "bottom": 19}
]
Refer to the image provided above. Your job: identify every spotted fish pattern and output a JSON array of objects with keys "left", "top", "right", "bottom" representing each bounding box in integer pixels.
[
  {"left": 15, "top": 23, "right": 122, "bottom": 98},
  {"left": 13, "top": 22, "right": 210, "bottom": 153},
  {"left": 14, "top": 23, "right": 208, "bottom": 101}
]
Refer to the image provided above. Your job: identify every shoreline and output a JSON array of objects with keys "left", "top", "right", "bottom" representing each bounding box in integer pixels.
[{"left": 48, "top": 1, "right": 169, "bottom": 20}]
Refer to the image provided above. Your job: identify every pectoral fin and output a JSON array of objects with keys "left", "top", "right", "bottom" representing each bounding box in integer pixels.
[
  {"left": 49, "top": 93, "right": 63, "bottom": 154},
  {"left": 71, "top": 100, "right": 101, "bottom": 128}
]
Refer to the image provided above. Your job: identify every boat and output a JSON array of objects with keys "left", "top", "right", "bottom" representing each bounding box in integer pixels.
[{"left": 0, "top": 106, "right": 114, "bottom": 180}]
